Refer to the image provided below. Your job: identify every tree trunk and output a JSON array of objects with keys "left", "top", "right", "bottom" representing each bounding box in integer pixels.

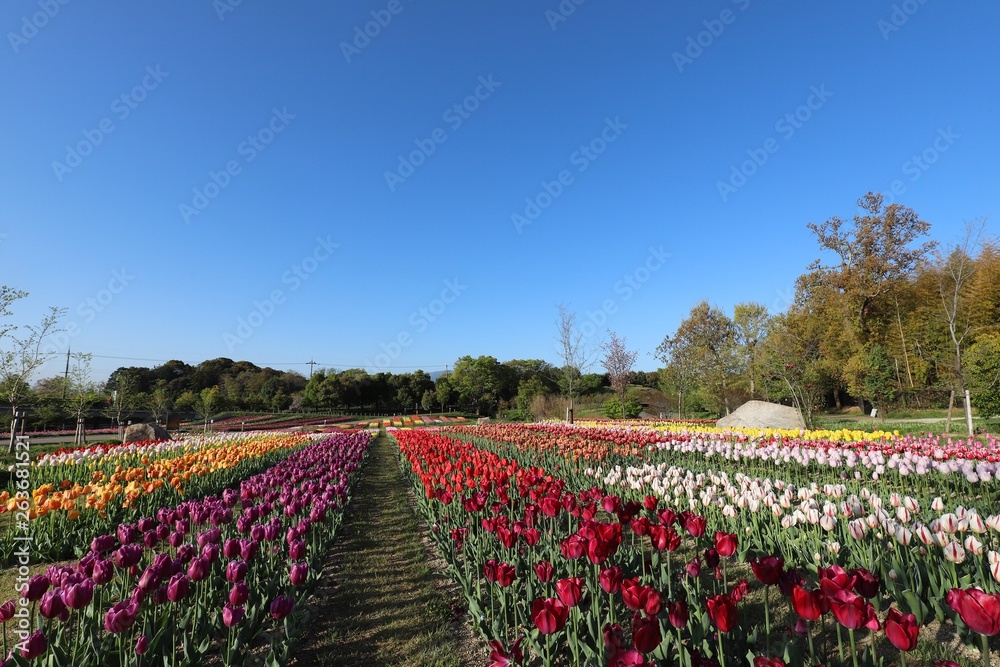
[
  {"left": 833, "top": 387, "right": 843, "bottom": 410},
  {"left": 964, "top": 389, "right": 974, "bottom": 436}
]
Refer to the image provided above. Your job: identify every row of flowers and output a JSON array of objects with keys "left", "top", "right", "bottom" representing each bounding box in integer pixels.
[
  {"left": 1, "top": 430, "right": 370, "bottom": 666},
  {"left": 395, "top": 428, "right": 1000, "bottom": 667},
  {"left": 0, "top": 432, "right": 321, "bottom": 563}
]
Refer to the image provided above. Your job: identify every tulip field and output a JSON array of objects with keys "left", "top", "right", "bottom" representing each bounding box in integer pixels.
[
  {"left": 0, "top": 430, "right": 371, "bottom": 666},
  {"left": 394, "top": 422, "right": 1000, "bottom": 667},
  {"left": 2, "top": 419, "right": 999, "bottom": 667}
]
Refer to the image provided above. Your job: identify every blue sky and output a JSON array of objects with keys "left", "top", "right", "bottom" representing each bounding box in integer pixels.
[{"left": 2, "top": 0, "right": 997, "bottom": 381}]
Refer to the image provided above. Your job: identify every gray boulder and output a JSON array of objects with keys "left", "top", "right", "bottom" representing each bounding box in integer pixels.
[
  {"left": 716, "top": 400, "right": 805, "bottom": 430},
  {"left": 123, "top": 423, "right": 171, "bottom": 443}
]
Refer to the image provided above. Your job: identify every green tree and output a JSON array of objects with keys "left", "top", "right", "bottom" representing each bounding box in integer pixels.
[
  {"left": 603, "top": 394, "right": 642, "bottom": 419},
  {"left": 450, "top": 356, "right": 506, "bottom": 415},
  {"left": 966, "top": 333, "right": 1000, "bottom": 418},
  {"left": 195, "top": 386, "right": 222, "bottom": 432}
]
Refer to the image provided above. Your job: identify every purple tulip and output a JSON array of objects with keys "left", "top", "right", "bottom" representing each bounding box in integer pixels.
[
  {"left": 22, "top": 575, "right": 50, "bottom": 601},
  {"left": 250, "top": 525, "right": 265, "bottom": 541},
  {"left": 229, "top": 581, "right": 249, "bottom": 606},
  {"left": 223, "top": 538, "right": 241, "bottom": 558},
  {"left": 136, "top": 635, "right": 149, "bottom": 655},
  {"left": 91, "top": 535, "right": 117, "bottom": 553},
  {"left": 138, "top": 565, "right": 161, "bottom": 593},
  {"left": 167, "top": 574, "right": 190, "bottom": 603},
  {"left": 137, "top": 517, "right": 156, "bottom": 532},
  {"left": 152, "top": 585, "right": 168, "bottom": 605},
  {"left": 117, "top": 524, "right": 139, "bottom": 545},
  {"left": 240, "top": 539, "right": 259, "bottom": 562},
  {"left": 223, "top": 603, "right": 245, "bottom": 627},
  {"left": 269, "top": 595, "right": 295, "bottom": 619},
  {"left": 114, "top": 545, "right": 143, "bottom": 569},
  {"left": 0, "top": 599, "right": 16, "bottom": 622},
  {"left": 176, "top": 544, "right": 196, "bottom": 564},
  {"left": 104, "top": 600, "right": 138, "bottom": 633},
  {"left": 290, "top": 562, "right": 308, "bottom": 586},
  {"left": 62, "top": 579, "right": 95, "bottom": 610},
  {"left": 39, "top": 590, "right": 66, "bottom": 619},
  {"left": 20, "top": 630, "right": 47, "bottom": 659},
  {"left": 289, "top": 540, "right": 306, "bottom": 560},
  {"left": 225, "top": 560, "right": 247, "bottom": 584},
  {"left": 92, "top": 559, "right": 114, "bottom": 586},
  {"left": 187, "top": 557, "right": 210, "bottom": 582}
]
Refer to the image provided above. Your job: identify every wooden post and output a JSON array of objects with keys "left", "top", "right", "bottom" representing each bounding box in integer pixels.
[{"left": 946, "top": 390, "right": 955, "bottom": 433}]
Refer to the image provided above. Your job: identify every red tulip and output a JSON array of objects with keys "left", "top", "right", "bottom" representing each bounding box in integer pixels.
[
  {"left": 555, "top": 577, "right": 583, "bottom": 607},
  {"left": 643, "top": 496, "right": 658, "bottom": 511},
  {"left": 496, "top": 563, "right": 516, "bottom": 588},
  {"left": 704, "top": 548, "right": 720, "bottom": 569},
  {"left": 631, "top": 612, "right": 662, "bottom": 654},
  {"left": 884, "top": 608, "right": 919, "bottom": 651},
  {"left": 488, "top": 637, "right": 523, "bottom": 667},
  {"left": 600, "top": 566, "right": 624, "bottom": 594},
  {"left": 947, "top": 587, "right": 1000, "bottom": 636},
  {"left": 850, "top": 567, "right": 880, "bottom": 599},
  {"left": 667, "top": 599, "right": 689, "bottom": 628},
  {"left": 534, "top": 560, "right": 554, "bottom": 583},
  {"left": 483, "top": 559, "right": 498, "bottom": 583},
  {"left": 828, "top": 589, "right": 878, "bottom": 631},
  {"left": 730, "top": 578, "right": 749, "bottom": 602},
  {"left": 715, "top": 531, "right": 737, "bottom": 558},
  {"left": 778, "top": 568, "right": 804, "bottom": 597},
  {"left": 750, "top": 556, "right": 784, "bottom": 586},
  {"left": 705, "top": 594, "right": 738, "bottom": 633},
  {"left": 753, "top": 658, "right": 786, "bottom": 667},
  {"left": 818, "top": 565, "right": 855, "bottom": 597},
  {"left": 531, "top": 597, "right": 569, "bottom": 634},
  {"left": 684, "top": 514, "right": 707, "bottom": 538},
  {"left": 791, "top": 586, "right": 827, "bottom": 621},
  {"left": 560, "top": 535, "right": 586, "bottom": 560}
]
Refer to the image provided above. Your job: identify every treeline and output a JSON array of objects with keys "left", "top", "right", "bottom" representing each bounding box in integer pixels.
[{"left": 657, "top": 193, "right": 1000, "bottom": 426}]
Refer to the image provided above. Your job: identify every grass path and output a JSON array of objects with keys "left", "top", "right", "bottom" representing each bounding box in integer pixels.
[{"left": 292, "top": 433, "right": 472, "bottom": 667}]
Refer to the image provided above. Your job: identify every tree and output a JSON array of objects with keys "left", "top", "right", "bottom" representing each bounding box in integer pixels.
[
  {"left": 421, "top": 389, "right": 435, "bottom": 412},
  {"left": 657, "top": 302, "right": 740, "bottom": 416},
  {"left": 966, "top": 333, "right": 1000, "bottom": 418},
  {"left": 450, "top": 356, "right": 506, "bottom": 415},
  {"left": 1, "top": 300, "right": 64, "bottom": 451},
  {"left": 64, "top": 353, "right": 101, "bottom": 445},
  {"left": 436, "top": 375, "right": 457, "bottom": 412},
  {"left": 556, "top": 304, "right": 597, "bottom": 423},
  {"left": 601, "top": 330, "right": 638, "bottom": 418},
  {"left": 733, "top": 302, "right": 771, "bottom": 397},
  {"left": 603, "top": 393, "right": 642, "bottom": 419},
  {"left": 149, "top": 381, "right": 170, "bottom": 424},
  {"left": 844, "top": 343, "right": 896, "bottom": 419},
  {"left": 933, "top": 219, "right": 988, "bottom": 426},
  {"left": 195, "top": 387, "right": 222, "bottom": 432},
  {"left": 104, "top": 368, "right": 138, "bottom": 438},
  {"left": 759, "top": 313, "right": 828, "bottom": 429}
]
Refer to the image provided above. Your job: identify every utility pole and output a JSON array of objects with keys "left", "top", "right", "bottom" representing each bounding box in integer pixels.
[
  {"left": 62, "top": 348, "right": 70, "bottom": 400},
  {"left": 307, "top": 359, "right": 317, "bottom": 379}
]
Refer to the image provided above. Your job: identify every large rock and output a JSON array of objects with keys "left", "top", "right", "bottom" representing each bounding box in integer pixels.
[
  {"left": 123, "top": 423, "right": 171, "bottom": 443},
  {"left": 716, "top": 400, "right": 805, "bottom": 430}
]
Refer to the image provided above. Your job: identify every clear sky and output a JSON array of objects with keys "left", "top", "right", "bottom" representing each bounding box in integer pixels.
[{"left": 2, "top": 0, "right": 997, "bottom": 381}]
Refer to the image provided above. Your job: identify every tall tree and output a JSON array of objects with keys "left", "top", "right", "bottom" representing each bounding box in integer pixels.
[
  {"left": 555, "top": 304, "right": 597, "bottom": 423},
  {"left": 65, "top": 353, "right": 100, "bottom": 445},
  {"left": 732, "top": 302, "right": 771, "bottom": 397},
  {"left": 601, "top": 330, "right": 638, "bottom": 418}
]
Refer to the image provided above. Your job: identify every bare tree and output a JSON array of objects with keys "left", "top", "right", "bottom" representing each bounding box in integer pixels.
[
  {"left": 601, "top": 330, "right": 638, "bottom": 418},
  {"left": 1, "top": 303, "right": 64, "bottom": 451},
  {"left": 935, "top": 217, "right": 989, "bottom": 432},
  {"left": 555, "top": 304, "right": 597, "bottom": 423},
  {"left": 65, "top": 353, "right": 100, "bottom": 446}
]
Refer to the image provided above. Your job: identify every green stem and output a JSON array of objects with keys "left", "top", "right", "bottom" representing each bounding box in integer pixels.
[
  {"left": 982, "top": 632, "right": 990, "bottom": 667},
  {"left": 849, "top": 628, "right": 859, "bottom": 667},
  {"left": 717, "top": 630, "right": 727, "bottom": 667}
]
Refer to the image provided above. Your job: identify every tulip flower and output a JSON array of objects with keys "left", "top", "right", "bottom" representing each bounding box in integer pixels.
[
  {"left": 487, "top": 637, "right": 523, "bottom": 667},
  {"left": 828, "top": 589, "right": 877, "bottom": 631},
  {"left": 270, "top": 595, "right": 296, "bottom": 619},
  {"left": 534, "top": 560, "right": 554, "bottom": 583},
  {"left": 289, "top": 562, "right": 309, "bottom": 586},
  {"left": 555, "top": 577, "right": 583, "bottom": 607},
  {"left": 631, "top": 612, "right": 661, "bottom": 654},
  {"left": 667, "top": 599, "right": 688, "bottom": 628},
  {"left": 705, "top": 594, "right": 738, "bottom": 633},
  {"left": 136, "top": 635, "right": 150, "bottom": 655},
  {"left": 0, "top": 600, "right": 15, "bottom": 623},
  {"left": 715, "top": 531, "right": 737, "bottom": 558},
  {"left": 229, "top": 581, "right": 249, "bottom": 606},
  {"left": 884, "top": 608, "right": 919, "bottom": 652},
  {"left": 104, "top": 600, "right": 139, "bottom": 633},
  {"left": 947, "top": 588, "right": 1000, "bottom": 636},
  {"left": 531, "top": 597, "right": 569, "bottom": 634},
  {"left": 750, "top": 556, "right": 784, "bottom": 586},
  {"left": 20, "top": 630, "right": 47, "bottom": 659},
  {"left": 753, "top": 659, "right": 786, "bottom": 667},
  {"left": 167, "top": 574, "right": 190, "bottom": 603},
  {"left": 223, "top": 603, "right": 246, "bottom": 627},
  {"left": 21, "top": 575, "right": 50, "bottom": 601},
  {"left": 600, "top": 566, "right": 624, "bottom": 594},
  {"left": 496, "top": 563, "right": 516, "bottom": 588},
  {"left": 791, "top": 586, "right": 827, "bottom": 621}
]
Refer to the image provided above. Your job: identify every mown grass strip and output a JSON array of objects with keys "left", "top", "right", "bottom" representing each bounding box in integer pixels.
[{"left": 292, "top": 433, "right": 465, "bottom": 667}]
